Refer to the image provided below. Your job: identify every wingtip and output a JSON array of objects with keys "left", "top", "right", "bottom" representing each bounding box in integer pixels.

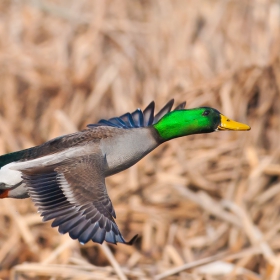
[
  {"left": 163, "top": 99, "right": 175, "bottom": 111},
  {"left": 143, "top": 101, "right": 155, "bottom": 126},
  {"left": 124, "top": 234, "right": 138, "bottom": 245},
  {"left": 144, "top": 101, "right": 155, "bottom": 111},
  {"left": 169, "top": 98, "right": 175, "bottom": 105},
  {"left": 174, "top": 101, "right": 186, "bottom": 110}
]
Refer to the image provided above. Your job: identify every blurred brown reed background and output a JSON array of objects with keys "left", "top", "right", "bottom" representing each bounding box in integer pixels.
[{"left": 0, "top": 0, "right": 280, "bottom": 279}]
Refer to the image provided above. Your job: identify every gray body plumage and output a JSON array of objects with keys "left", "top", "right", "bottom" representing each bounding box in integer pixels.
[
  {"left": 5, "top": 126, "right": 159, "bottom": 179},
  {"left": 101, "top": 127, "right": 159, "bottom": 176}
]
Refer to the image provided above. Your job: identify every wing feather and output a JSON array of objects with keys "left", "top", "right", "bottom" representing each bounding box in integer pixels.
[
  {"left": 153, "top": 99, "right": 174, "bottom": 123},
  {"left": 174, "top": 101, "right": 186, "bottom": 110},
  {"left": 22, "top": 154, "right": 137, "bottom": 245},
  {"left": 87, "top": 99, "right": 186, "bottom": 129}
]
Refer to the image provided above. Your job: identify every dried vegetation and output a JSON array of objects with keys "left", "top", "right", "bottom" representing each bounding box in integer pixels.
[{"left": 0, "top": 0, "right": 280, "bottom": 279}]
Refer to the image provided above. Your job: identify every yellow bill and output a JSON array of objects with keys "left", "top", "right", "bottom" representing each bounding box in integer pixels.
[{"left": 218, "top": 114, "right": 251, "bottom": 131}]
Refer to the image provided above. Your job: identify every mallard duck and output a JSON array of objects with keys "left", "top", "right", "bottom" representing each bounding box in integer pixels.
[{"left": 0, "top": 100, "right": 250, "bottom": 245}]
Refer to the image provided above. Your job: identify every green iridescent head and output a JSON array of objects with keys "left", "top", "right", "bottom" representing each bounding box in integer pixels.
[{"left": 153, "top": 107, "right": 250, "bottom": 141}]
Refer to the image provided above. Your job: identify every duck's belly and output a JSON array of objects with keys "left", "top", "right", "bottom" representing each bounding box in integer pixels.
[{"left": 101, "top": 128, "right": 159, "bottom": 177}]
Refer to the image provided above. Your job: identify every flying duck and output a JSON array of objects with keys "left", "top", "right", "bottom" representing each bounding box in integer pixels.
[{"left": 0, "top": 100, "right": 250, "bottom": 245}]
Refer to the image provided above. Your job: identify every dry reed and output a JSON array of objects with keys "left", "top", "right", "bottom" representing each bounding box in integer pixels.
[{"left": 0, "top": 0, "right": 280, "bottom": 279}]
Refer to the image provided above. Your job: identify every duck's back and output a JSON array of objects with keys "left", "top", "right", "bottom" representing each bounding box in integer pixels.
[
  {"left": 0, "top": 132, "right": 85, "bottom": 168},
  {"left": 0, "top": 126, "right": 119, "bottom": 168}
]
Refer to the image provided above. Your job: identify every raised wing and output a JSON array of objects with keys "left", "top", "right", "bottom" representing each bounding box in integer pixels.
[
  {"left": 87, "top": 99, "right": 186, "bottom": 129},
  {"left": 22, "top": 154, "right": 137, "bottom": 245}
]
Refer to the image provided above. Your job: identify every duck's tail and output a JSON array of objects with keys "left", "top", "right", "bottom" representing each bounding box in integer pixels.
[
  {"left": 0, "top": 183, "right": 29, "bottom": 199},
  {"left": 0, "top": 189, "right": 9, "bottom": 198},
  {"left": 0, "top": 150, "right": 31, "bottom": 199}
]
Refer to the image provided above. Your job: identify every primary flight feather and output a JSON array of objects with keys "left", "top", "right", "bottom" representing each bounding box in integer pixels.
[{"left": 0, "top": 99, "right": 250, "bottom": 245}]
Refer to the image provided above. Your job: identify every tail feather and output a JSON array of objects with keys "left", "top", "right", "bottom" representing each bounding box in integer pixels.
[{"left": 0, "top": 189, "right": 9, "bottom": 198}]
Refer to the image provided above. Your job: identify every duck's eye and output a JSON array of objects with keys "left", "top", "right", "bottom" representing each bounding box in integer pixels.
[{"left": 202, "top": 110, "right": 210, "bottom": 116}]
